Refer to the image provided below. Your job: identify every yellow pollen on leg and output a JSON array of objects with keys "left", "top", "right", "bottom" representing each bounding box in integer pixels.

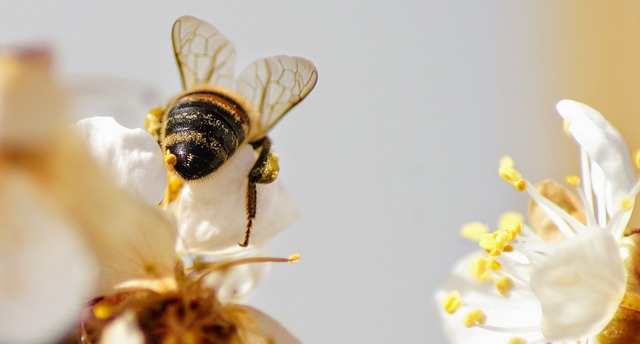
[
  {"left": 460, "top": 222, "right": 489, "bottom": 241},
  {"left": 463, "top": 309, "right": 487, "bottom": 328},
  {"left": 635, "top": 150, "right": 640, "bottom": 169},
  {"left": 164, "top": 149, "right": 177, "bottom": 167},
  {"left": 442, "top": 290, "right": 463, "bottom": 314},
  {"left": 495, "top": 276, "right": 515, "bottom": 297}
]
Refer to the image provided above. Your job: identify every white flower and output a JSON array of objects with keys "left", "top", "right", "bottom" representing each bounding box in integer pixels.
[
  {"left": 436, "top": 99, "right": 640, "bottom": 343},
  {"left": 0, "top": 46, "right": 301, "bottom": 343},
  {"left": 74, "top": 116, "right": 167, "bottom": 206},
  {"left": 175, "top": 144, "right": 299, "bottom": 256}
]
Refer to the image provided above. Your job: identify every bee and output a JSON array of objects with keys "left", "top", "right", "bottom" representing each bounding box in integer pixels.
[{"left": 146, "top": 15, "right": 317, "bottom": 247}]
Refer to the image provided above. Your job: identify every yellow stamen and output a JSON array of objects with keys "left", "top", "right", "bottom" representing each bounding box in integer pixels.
[
  {"left": 288, "top": 253, "right": 301, "bottom": 263},
  {"left": 498, "top": 212, "right": 523, "bottom": 231},
  {"left": 621, "top": 198, "right": 634, "bottom": 211},
  {"left": 508, "top": 338, "right": 527, "bottom": 344},
  {"left": 460, "top": 222, "right": 489, "bottom": 241},
  {"left": 565, "top": 175, "right": 581, "bottom": 186},
  {"left": 93, "top": 301, "right": 112, "bottom": 320},
  {"left": 442, "top": 290, "right": 462, "bottom": 314},
  {"left": 463, "top": 309, "right": 487, "bottom": 328},
  {"left": 487, "top": 259, "right": 502, "bottom": 271},
  {"left": 514, "top": 179, "right": 527, "bottom": 192},
  {"left": 495, "top": 276, "right": 515, "bottom": 297},
  {"left": 469, "top": 257, "right": 491, "bottom": 282},
  {"left": 503, "top": 245, "right": 514, "bottom": 253}
]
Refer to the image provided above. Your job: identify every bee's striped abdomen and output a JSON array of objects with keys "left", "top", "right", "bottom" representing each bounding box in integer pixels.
[{"left": 163, "top": 91, "right": 250, "bottom": 180}]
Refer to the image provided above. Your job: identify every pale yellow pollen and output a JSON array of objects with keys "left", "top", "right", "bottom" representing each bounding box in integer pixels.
[
  {"left": 463, "top": 309, "right": 487, "bottom": 328},
  {"left": 621, "top": 198, "right": 634, "bottom": 211},
  {"left": 442, "top": 290, "right": 463, "bottom": 314},
  {"left": 469, "top": 257, "right": 491, "bottom": 282},
  {"left": 562, "top": 119, "right": 571, "bottom": 135},
  {"left": 508, "top": 338, "right": 527, "bottom": 344},
  {"left": 635, "top": 150, "right": 640, "bottom": 169},
  {"left": 460, "top": 222, "right": 489, "bottom": 241},
  {"left": 565, "top": 175, "right": 581, "bottom": 186},
  {"left": 495, "top": 276, "right": 515, "bottom": 297},
  {"left": 288, "top": 253, "right": 301, "bottom": 263}
]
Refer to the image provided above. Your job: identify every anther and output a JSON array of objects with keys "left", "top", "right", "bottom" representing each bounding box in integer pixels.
[
  {"left": 469, "top": 257, "right": 491, "bottom": 282},
  {"left": 496, "top": 276, "right": 514, "bottom": 297},
  {"left": 463, "top": 309, "right": 487, "bottom": 328},
  {"left": 443, "top": 290, "right": 463, "bottom": 314},
  {"left": 565, "top": 175, "right": 581, "bottom": 186},
  {"left": 460, "top": 222, "right": 489, "bottom": 241},
  {"left": 288, "top": 253, "right": 301, "bottom": 263}
]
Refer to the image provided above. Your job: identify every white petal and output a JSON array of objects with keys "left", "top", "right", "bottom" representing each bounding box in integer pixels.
[
  {"left": 75, "top": 116, "right": 167, "bottom": 206},
  {"left": 200, "top": 247, "right": 272, "bottom": 303},
  {"left": 99, "top": 311, "right": 145, "bottom": 344},
  {"left": 0, "top": 173, "right": 97, "bottom": 343},
  {"left": 435, "top": 253, "right": 543, "bottom": 343},
  {"left": 556, "top": 99, "right": 635, "bottom": 216},
  {"left": 45, "top": 131, "right": 177, "bottom": 295},
  {"left": 530, "top": 229, "right": 625, "bottom": 341},
  {"left": 175, "top": 145, "right": 299, "bottom": 256}
]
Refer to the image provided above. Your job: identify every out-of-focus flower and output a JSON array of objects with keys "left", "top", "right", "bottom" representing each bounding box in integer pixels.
[
  {"left": 436, "top": 99, "right": 640, "bottom": 343},
  {"left": 0, "top": 47, "right": 301, "bottom": 343}
]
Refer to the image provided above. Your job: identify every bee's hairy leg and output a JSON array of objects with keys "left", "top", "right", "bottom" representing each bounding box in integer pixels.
[{"left": 240, "top": 136, "right": 279, "bottom": 247}]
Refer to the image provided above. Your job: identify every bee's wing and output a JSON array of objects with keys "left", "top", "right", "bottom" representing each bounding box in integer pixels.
[
  {"left": 236, "top": 56, "right": 317, "bottom": 139},
  {"left": 172, "top": 15, "right": 236, "bottom": 90}
]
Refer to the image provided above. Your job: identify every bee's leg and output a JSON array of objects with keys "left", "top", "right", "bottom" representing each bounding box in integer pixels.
[{"left": 240, "top": 136, "right": 279, "bottom": 247}]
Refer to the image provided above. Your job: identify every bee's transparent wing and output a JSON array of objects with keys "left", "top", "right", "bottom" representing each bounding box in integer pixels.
[
  {"left": 172, "top": 15, "right": 236, "bottom": 90},
  {"left": 236, "top": 56, "right": 317, "bottom": 139}
]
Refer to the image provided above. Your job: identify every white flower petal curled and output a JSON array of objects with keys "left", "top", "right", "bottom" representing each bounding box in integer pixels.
[
  {"left": 74, "top": 116, "right": 167, "bottom": 206},
  {"left": 556, "top": 99, "right": 635, "bottom": 216},
  {"left": 0, "top": 173, "right": 97, "bottom": 343},
  {"left": 175, "top": 145, "right": 299, "bottom": 256},
  {"left": 530, "top": 229, "right": 626, "bottom": 341}
]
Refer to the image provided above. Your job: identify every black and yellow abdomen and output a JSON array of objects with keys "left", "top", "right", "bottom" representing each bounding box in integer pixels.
[{"left": 162, "top": 90, "right": 250, "bottom": 180}]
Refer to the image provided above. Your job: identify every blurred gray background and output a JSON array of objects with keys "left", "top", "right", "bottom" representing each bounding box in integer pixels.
[{"left": 1, "top": 1, "right": 578, "bottom": 342}]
